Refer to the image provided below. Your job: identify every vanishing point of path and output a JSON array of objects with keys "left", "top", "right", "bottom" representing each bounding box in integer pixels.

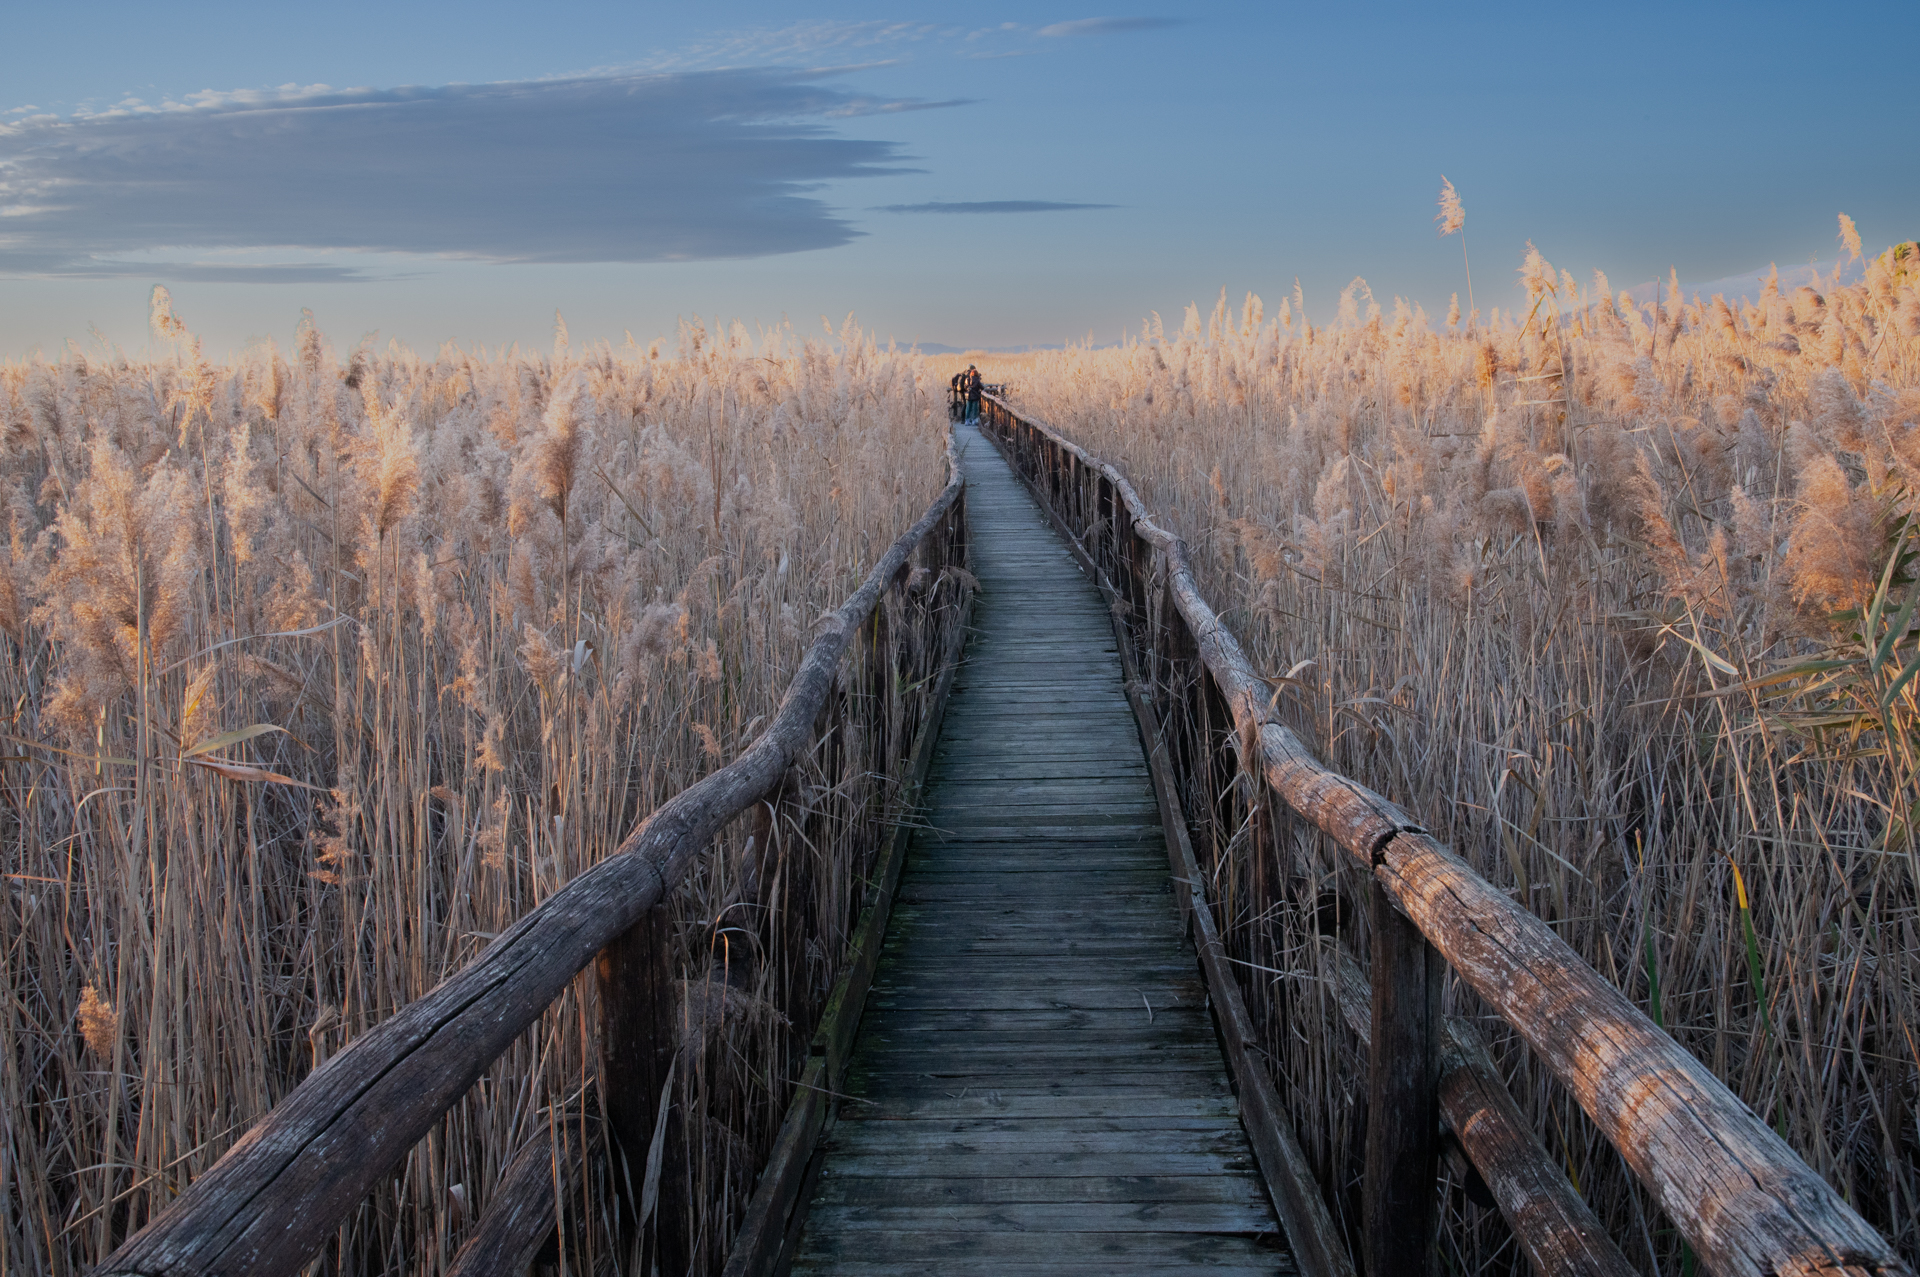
[{"left": 787, "top": 423, "right": 1294, "bottom": 1274}]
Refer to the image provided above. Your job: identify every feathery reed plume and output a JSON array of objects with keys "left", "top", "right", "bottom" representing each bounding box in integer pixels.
[
  {"left": 1436, "top": 175, "right": 1473, "bottom": 315},
  {"left": 77, "top": 985, "right": 118, "bottom": 1057},
  {"left": 1839, "top": 212, "right": 1863, "bottom": 266},
  {"left": 148, "top": 285, "right": 188, "bottom": 343},
  {"left": 2, "top": 308, "right": 951, "bottom": 1277},
  {"left": 977, "top": 226, "right": 1920, "bottom": 1273}
]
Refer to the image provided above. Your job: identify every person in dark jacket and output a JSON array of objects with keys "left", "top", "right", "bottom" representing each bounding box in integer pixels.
[
  {"left": 950, "top": 368, "right": 967, "bottom": 420},
  {"left": 964, "top": 365, "right": 983, "bottom": 422}
]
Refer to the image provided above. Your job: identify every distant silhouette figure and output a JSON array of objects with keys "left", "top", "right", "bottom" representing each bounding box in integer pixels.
[
  {"left": 950, "top": 369, "right": 967, "bottom": 420},
  {"left": 964, "top": 365, "right": 983, "bottom": 423}
]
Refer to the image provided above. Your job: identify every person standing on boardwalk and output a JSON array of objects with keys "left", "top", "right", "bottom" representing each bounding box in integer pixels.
[
  {"left": 950, "top": 368, "right": 967, "bottom": 420},
  {"left": 964, "top": 364, "right": 983, "bottom": 422}
]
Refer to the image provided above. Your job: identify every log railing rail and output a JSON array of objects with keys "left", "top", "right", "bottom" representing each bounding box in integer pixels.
[
  {"left": 976, "top": 394, "right": 1912, "bottom": 1277},
  {"left": 97, "top": 429, "right": 973, "bottom": 1277}
]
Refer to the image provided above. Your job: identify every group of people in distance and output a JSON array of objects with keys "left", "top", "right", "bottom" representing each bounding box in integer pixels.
[{"left": 950, "top": 364, "right": 983, "bottom": 422}]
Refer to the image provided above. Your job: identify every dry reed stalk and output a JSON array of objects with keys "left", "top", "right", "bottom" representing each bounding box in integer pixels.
[
  {"left": 990, "top": 238, "right": 1920, "bottom": 1272},
  {"left": 0, "top": 313, "right": 952, "bottom": 1274}
]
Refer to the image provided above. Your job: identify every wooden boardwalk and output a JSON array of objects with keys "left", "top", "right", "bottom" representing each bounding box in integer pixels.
[{"left": 788, "top": 424, "right": 1293, "bottom": 1274}]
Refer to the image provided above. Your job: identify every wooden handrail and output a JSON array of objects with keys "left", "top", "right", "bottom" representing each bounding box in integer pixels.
[
  {"left": 98, "top": 432, "right": 969, "bottom": 1277},
  {"left": 978, "top": 395, "right": 1911, "bottom": 1277}
]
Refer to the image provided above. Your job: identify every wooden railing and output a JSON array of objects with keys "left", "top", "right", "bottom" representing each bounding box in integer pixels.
[
  {"left": 977, "top": 395, "right": 1912, "bottom": 1277},
  {"left": 97, "top": 433, "right": 973, "bottom": 1277}
]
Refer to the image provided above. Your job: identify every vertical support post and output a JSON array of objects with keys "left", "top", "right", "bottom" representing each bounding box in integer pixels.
[
  {"left": 597, "top": 906, "right": 686, "bottom": 1275},
  {"left": 1364, "top": 877, "right": 1441, "bottom": 1277}
]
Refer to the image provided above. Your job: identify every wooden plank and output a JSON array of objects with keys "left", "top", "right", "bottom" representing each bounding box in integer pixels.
[
  {"left": 802, "top": 1201, "right": 1277, "bottom": 1232},
  {"left": 792, "top": 1228, "right": 1283, "bottom": 1265},
  {"left": 864, "top": 989, "right": 1202, "bottom": 1012},
  {"left": 779, "top": 1259, "right": 1290, "bottom": 1267},
  {"left": 1363, "top": 881, "right": 1440, "bottom": 1277},
  {"left": 801, "top": 1152, "right": 1258, "bottom": 1178},
  {"left": 846, "top": 1094, "right": 1243, "bottom": 1121},
  {"left": 785, "top": 422, "right": 1289, "bottom": 1275},
  {"left": 990, "top": 415, "right": 1359, "bottom": 1277},
  {"left": 823, "top": 1128, "right": 1255, "bottom": 1157},
  {"left": 848, "top": 1008, "right": 1208, "bottom": 1032},
  {"left": 840, "top": 1071, "right": 1239, "bottom": 1096},
  {"left": 595, "top": 902, "right": 685, "bottom": 1271},
  {"left": 834, "top": 1115, "right": 1244, "bottom": 1135},
  {"left": 804, "top": 1174, "right": 1271, "bottom": 1209}
]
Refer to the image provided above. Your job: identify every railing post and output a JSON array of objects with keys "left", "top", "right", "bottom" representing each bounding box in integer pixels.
[
  {"left": 597, "top": 906, "right": 688, "bottom": 1274},
  {"left": 1364, "top": 878, "right": 1441, "bottom": 1277}
]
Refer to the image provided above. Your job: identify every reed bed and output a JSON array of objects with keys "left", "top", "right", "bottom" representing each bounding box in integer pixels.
[
  {"left": 0, "top": 300, "right": 949, "bottom": 1275},
  {"left": 996, "top": 240, "right": 1920, "bottom": 1272}
]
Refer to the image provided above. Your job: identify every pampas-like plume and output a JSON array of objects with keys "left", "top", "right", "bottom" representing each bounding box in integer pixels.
[
  {"left": 366, "top": 395, "right": 419, "bottom": 539},
  {"left": 1436, "top": 176, "right": 1473, "bottom": 315},
  {"left": 2, "top": 309, "right": 954, "bottom": 1277},
  {"left": 1435, "top": 177, "right": 1465, "bottom": 236},
  {"left": 1839, "top": 212, "right": 1863, "bottom": 265},
  {"left": 148, "top": 286, "right": 188, "bottom": 343},
  {"left": 537, "top": 373, "right": 589, "bottom": 523},
  {"left": 77, "top": 985, "right": 117, "bottom": 1057}
]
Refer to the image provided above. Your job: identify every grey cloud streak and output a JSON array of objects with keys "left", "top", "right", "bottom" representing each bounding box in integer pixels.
[
  {"left": 1036, "top": 17, "right": 1182, "bottom": 37},
  {"left": 0, "top": 70, "right": 940, "bottom": 278},
  {"left": 875, "top": 200, "right": 1116, "bottom": 213}
]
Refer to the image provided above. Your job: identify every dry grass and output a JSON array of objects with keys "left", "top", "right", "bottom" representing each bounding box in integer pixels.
[
  {"left": 0, "top": 303, "right": 948, "bottom": 1275},
  {"left": 1005, "top": 242, "right": 1920, "bottom": 1270}
]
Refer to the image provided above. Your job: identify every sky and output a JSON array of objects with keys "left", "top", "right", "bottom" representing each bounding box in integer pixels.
[{"left": 2, "top": 1, "right": 1915, "bottom": 361}]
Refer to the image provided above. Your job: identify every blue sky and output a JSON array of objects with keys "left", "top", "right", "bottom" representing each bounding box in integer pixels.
[{"left": 2, "top": 2, "right": 1914, "bottom": 359}]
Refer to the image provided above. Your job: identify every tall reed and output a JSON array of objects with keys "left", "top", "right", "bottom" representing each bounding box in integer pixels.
[
  {"left": 992, "top": 240, "right": 1920, "bottom": 1271},
  {"left": 0, "top": 306, "right": 948, "bottom": 1274}
]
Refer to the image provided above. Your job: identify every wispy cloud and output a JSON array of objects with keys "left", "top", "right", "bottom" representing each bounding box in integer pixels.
[
  {"left": 0, "top": 70, "right": 950, "bottom": 279},
  {"left": 620, "top": 22, "right": 962, "bottom": 73},
  {"left": 1037, "top": 17, "right": 1182, "bottom": 38},
  {"left": 38, "top": 259, "right": 384, "bottom": 284},
  {"left": 875, "top": 200, "right": 1117, "bottom": 214}
]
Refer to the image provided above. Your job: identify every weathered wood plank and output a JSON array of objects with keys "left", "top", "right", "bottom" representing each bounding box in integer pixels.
[
  {"left": 802, "top": 1151, "right": 1259, "bottom": 1178},
  {"left": 1363, "top": 881, "right": 1441, "bottom": 1277},
  {"left": 849, "top": 1089, "right": 1240, "bottom": 1114},
  {"left": 793, "top": 1227, "right": 1284, "bottom": 1265},
  {"left": 595, "top": 901, "right": 685, "bottom": 1271},
  {"left": 808, "top": 1173, "right": 1267, "bottom": 1207},
  {"left": 993, "top": 413, "right": 1360, "bottom": 1277},
  {"left": 823, "top": 1128, "right": 1255, "bottom": 1157},
  {"left": 783, "top": 423, "right": 1289, "bottom": 1275},
  {"left": 795, "top": 1260, "right": 1287, "bottom": 1276},
  {"left": 841, "top": 1070, "right": 1239, "bottom": 1096},
  {"left": 853, "top": 1008, "right": 1208, "bottom": 1033},
  {"left": 802, "top": 1201, "right": 1278, "bottom": 1233},
  {"left": 864, "top": 989, "right": 1202, "bottom": 1012}
]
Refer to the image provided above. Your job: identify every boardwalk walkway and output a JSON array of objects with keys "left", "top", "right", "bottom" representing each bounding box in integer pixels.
[{"left": 788, "top": 424, "right": 1293, "bottom": 1274}]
